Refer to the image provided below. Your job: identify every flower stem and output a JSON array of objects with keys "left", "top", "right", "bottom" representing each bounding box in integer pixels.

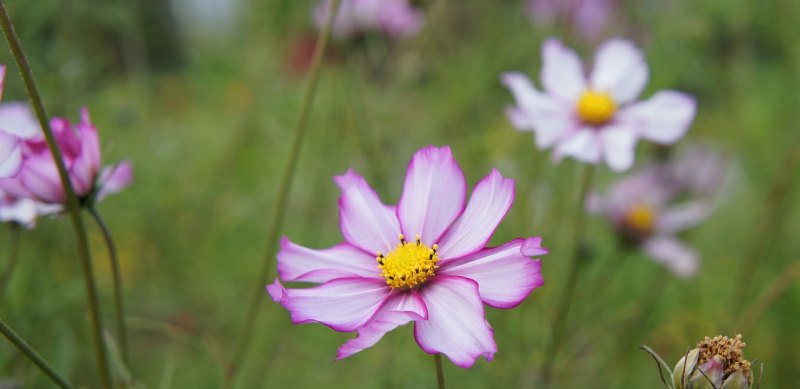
[
  {"left": 0, "top": 3, "right": 113, "bottom": 387},
  {"left": 433, "top": 353, "right": 446, "bottom": 389},
  {"left": 88, "top": 207, "right": 130, "bottom": 366},
  {"left": 0, "top": 224, "right": 21, "bottom": 302},
  {"left": 223, "top": 0, "right": 341, "bottom": 386},
  {"left": 733, "top": 260, "right": 800, "bottom": 334},
  {"left": 542, "top": 164, "right": 595, "bottom": 386},
  {"left": 0, "top": 316, "right": 74, "bottom": 388}
]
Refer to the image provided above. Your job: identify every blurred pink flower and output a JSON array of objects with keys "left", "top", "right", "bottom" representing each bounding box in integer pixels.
[
  {"left": 312, "top": 0, "right": 424, "bottom": 40},
  {"left": 587, "top": 147, "right": 727, "bottom": 277},
  {"left": 268, "top": 146, "right": 547, "bottom": 367},
  {"left": 527, "top": 0, "right": 618, "bottom": 39},
  {"left": 0, "top": 65, "right": 24, "bottom": 179},
  {"left": 502, "top": 38, "right": 697, "bottom": 171},
  {"left": 0, "top": 107, "right": 132, "bottom": 205}
]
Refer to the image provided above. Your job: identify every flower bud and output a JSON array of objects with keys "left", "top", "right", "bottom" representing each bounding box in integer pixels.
[
  {"left": 673, "top": 348, "right": 699, "bottom": 389},
  {"left": 687, "top": 355, "right": 724, "bottom": 389},
  {"left": 721, "top": 370, "right": 750, "bottom": 389}
]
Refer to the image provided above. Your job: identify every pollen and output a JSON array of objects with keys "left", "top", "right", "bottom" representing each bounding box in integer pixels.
[
  {"left": 377, "top": 234, "right": 439, "bottom": 289},
  {"left": 697, "top": 334, "right": 751, "bottom": 378},
  {"left": 624, "top": 203, "right": 656, "bottom": 234},
  {"left": 576, "top": 90, "right": 617, "bottom": 126}
]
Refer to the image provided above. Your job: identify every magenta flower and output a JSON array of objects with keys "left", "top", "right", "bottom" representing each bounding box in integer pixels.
[
  {"left": 502, "top": 38, "right": 697, "bottom": 171},
  {"left": 312, "top": 0, "right": 424, "bottom": 41},
  {"left": 268, "top": 146, "right": 547, "bottom": 367},
  {"left": 0, "top": 107, "right": 132, "bottom": 205},
  {"left": 527, "top": 0, "right": 618, "bottom": 40},
  {"left": 587, "top": 147, "right": 727, "bottom": 277}
]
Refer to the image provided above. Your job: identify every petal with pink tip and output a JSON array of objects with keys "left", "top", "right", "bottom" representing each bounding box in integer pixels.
[
  {"left": 541, "top": 39, "right": 586, "bottom": 102},
  {"left": 97, "top": 161, "right": 133, "bottom": 201},
  {"left": 618, "top": 91, "right": 696, "bottom": 145},
  {"left": 589, "top": 39, "right": 649, "bottom": 104},
  {"left": 440, "top": 238, "right": 546, "bottom": 308},
  {"left": 414, "top": 276, "right": 496, "bottom": 368},
  {"left": 642, "top": 236, "right": 698, "bottom": 278},
  {"left": 0, "top": 131, "right": 21, "bottom": 178},
  {"left": 600, "top": 124, "right": 637, "bottom": 172},
  {"left": 276, "top": 238, "right": 381, "bottom": 283},
  {"left": 336, "top": 169, "right": 402, "bottom": 255},
  {"left": 337, "top": 291, "right": 427, "bottom": 359},
  {"left": 397, "top": 146, "right": 466, "bottom": 244},
  {"left": 267, "top": 277, "right": 390, "bottom": 332},
  {"left": 438, "top": 170, "right": 515, "bottom": 259}
]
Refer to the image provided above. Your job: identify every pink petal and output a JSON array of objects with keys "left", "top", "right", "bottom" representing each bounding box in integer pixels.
[
  {"left": 0, "top": 102, "right": 41, "bottom": 139},
  {"left": 335, "top": 169, "right": 402, "bottom": 255},
  {"left": 438, "top": 169, "right": 515, "bottom": 259},
  {"left": 657, "top": 201, "right": 712, "bottom": 234},
  {"left": 397, "top": 146, "right": 466, "bottom": 244},
  {"left": 554, "top": 128, "right": 601, "bottom": 164},
  {"left": 96, "top": 161, "right": 133, "bottom": 201},
  {"left": 618, "top": 91, "right": 696, "bottom": 145},
  {"left": 267, "top": 277, "right": 391, "bottom": 332},
  {"left": 276, "top": 238, "right": 381, "bottom": 283},
  {"left": 337, "top": 291, "right": 427, "bottom": 359},
  {"left": 642, "top": 236, "right": 699, "bottom": 278},
  {"left": 414, "top": 276, "right": 496, "bottom": 368},
  {"left": 600, "top": 124, "right": 637, "bottom": 172},
  {"left": 541, "top": 39, "right": 586, "bottom": 102},
  {"left": 589, "top": 39, "right": 648, "bottom": 104},
  {"left": 501, "top": 72, "right": 576, "bottom": 148},
  {"left": 19, "top": 155, "right": 64, "bottom": 203},
  {"left": 0, "top": 131, "right": 21, "bottom": 178},
  {"left": 440, "top": 238, "right": 546, "bottom": 308}
]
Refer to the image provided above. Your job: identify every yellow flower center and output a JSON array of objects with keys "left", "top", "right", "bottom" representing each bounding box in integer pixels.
[
  {"left": 377, "top": 234, "right": 439, "bottom": 289},
  {"left": 576, "top": 90, "right": 617, "bottom": 126},
  {"left": 624, "top": 203, "right": 656, "bottom": 234}
]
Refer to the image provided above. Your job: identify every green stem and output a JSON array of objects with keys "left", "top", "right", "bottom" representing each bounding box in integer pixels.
[
  {"left": 0, "top": 316, "right": 74, "bottom": 388},
  {"left": 541, "top": 164, "right": 595, "bottom": 387},
  {"left": 223, "top": 0, "right": 341, "bottom": 387},
  {"left": 0, "top": 3, "right": 113, "bottom": 387},
  {"left": 0, "top": 224, "right": 21, "bottom": 302},
  {"left": 434, "top": 354, "right": 446, "bottom": 389},
  {"left": 88, "top": 207, "right": 130, "bottom": 366}
]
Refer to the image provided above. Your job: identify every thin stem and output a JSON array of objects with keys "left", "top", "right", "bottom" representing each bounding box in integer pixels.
[
  {"left": 223, "top": 0, "right": 341, "bottom": 386},
  {"left": 433, "top": 354, "right": 446, "bottom": 389},
  {"left": 733, "top": 260, "right": 800, "bottom": 334},
  {"left": 541, "top": 164, "right": 595, "bottom": 387},
  {"left": 0, "top": 224, "right": 21, "bottom": 301},
  {"left": 0, "top": 3, "right": 113, "bottom": 387},
  {"left": 0, "top": 316, "right": 74, "bottom": 388},
  {"left": 88, "top": 207, "right": 130, "bottom": 366}
]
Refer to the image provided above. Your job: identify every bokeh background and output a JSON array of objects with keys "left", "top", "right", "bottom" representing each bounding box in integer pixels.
[{"left": 1, "top": 0, "right": 799, "bottom": 387}]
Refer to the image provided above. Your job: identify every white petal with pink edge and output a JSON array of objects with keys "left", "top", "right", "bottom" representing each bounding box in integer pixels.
[
  {"left": 267, "top": 277, "right": 390, "bottom": 332},
  {"left": 589, "top": 39, "right": 649, "bottom": 104},
  {"left": 336, "top": 169, "right": 402, "bottom": 255},
  {"left": 397, "top": 146, "right": 466, "bottom": 244},
  {"left": 0, "top": 131, "right": 21, "bottom": 178},
  {"left": 643, "top": 236, "right": 699, "bottom": 278},
  {"left": 337, "top": 291, "right": 427, "bottom": 359},
  {"left": 438, "top": 169, "right": 515, "bottom": 259},
  {"left": 276, "top": 238, "right": 381, "bottom": 283},
  {"left": 618, "top": 91, "right": 696, "bottom": 145},
  {"left": 414, "top": 276, "right": 496, "bottom": 368},
  {"left": 440, "top": 238, "right": 546, "bottom": 308},
  {"left": 541, "top": 39, "right": 586, "bottom": 102}
]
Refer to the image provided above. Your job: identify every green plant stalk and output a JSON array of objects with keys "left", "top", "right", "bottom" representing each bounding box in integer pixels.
[
  {"left": 89, "top": 207, "right": 130, "bottom": 366},
  {"left": 0, "top": 224, "right": 21, "bottom": 301},
  {"left": 0, "top": 2, "right": 113, "bottom": 387},
  {"left": 434, "top": 354, "right": 446, "bottom": 389},
  {"left": 733, "top": 260, "right": 800, "bottom": 334},
  {"left": 0, "top": 316, "right": 74, "bottom": 388},
  {"left": 541, "top": 164, "right": 595, "bottom": 387},
  {"left": 223, "top": 0, "right": 341, "bottom": 386}
]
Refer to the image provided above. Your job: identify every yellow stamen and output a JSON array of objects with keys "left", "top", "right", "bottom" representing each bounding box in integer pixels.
[
  {"left": 625, "top": 203, "right": 656, "bottom": 234},
  {"left": 377, "top": 234, "right": 439, "bottom": 289},
  {"left": 576, "top": 90, "right": 616, "bottom": 126}
]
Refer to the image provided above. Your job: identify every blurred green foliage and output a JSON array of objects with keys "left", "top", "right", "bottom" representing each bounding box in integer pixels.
[{"left": 0, "top": 0, "right": 799, "bottom": 387}]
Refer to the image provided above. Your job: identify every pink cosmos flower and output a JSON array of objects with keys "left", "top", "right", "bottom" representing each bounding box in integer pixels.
[
  {"left": 502, "top": 38, "right": 697, "bottom": 171},
  {"left": 587, "top": 147, "right": 727, "bottom": 277},
  {"left": 0, "top": 107, "right": 132, "bottom": 205},
  {"left": 313, "top": 0, "right": 424, "bottom": 41},
  {"left": 527, "top": 0, "right": 618, "bottom": 40},
  {"left": 0, "top": 65, "right": 25, "bottom": 179},
  {"left": 268, "top": 146, "right": 547, "bottom": 367}
]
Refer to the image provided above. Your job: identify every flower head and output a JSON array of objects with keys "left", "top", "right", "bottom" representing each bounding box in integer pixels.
[
  {"left": 268, "top": 146, "right": 547, "bottom": 367},
  {"left": 587, "top": 146, "right": 727, "bottom": 277},
  {"left": 672, "top": 335, "right": 755, "bottom": 389},
  {"left": 502, "top": 38, "right": 697, "bottom": 171},
  {"left": 313, "top": 0, "right": 424, "bottom": 41}
]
